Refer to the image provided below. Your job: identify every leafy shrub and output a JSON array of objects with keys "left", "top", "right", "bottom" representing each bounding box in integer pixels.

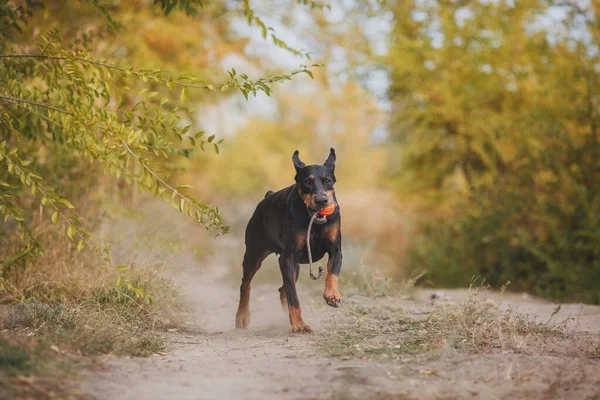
[
  {"left": 0, "top": 0, "right": 318, "bottom": 289},
  {"left": 388, "top": 1, "right": 600, "bottom": 303},
  {"left": 408, "top": 130, "right": 600, "bottom": 303}
]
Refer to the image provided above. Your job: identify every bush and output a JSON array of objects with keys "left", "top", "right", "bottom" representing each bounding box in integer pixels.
[
  {"left": 408, "top": 131, "right": 600, "bottom": 304},
  {"left": 388, "top": 1, "right": 600, "bottom": 303}
]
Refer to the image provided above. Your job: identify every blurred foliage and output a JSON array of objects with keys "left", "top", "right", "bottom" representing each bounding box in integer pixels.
[
  {"left": 190, "top": 75, "right": 386, "bottom": 197},
  {"left": 0, "top": 0, "right": 320, "bottom": 289},
  {"left": 389, "top": 0, "right": 600, "bottom": 303}
]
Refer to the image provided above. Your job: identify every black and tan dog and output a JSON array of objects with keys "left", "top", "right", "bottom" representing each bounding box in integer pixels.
[{"left": 235, "top": 148, "right": 342, "bottom": 333}]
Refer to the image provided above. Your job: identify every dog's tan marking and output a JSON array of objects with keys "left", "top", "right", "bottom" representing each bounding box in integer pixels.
[
  {"left": 288, "top": 306, "right": 312, "bottom": 333},
  {"left": 324, "top": 220, "right": 340, "bottom": 243},
  {"left": 301, "top": 192, "right": 315, "bottom": 208},
  {"left": 278, "top": 286, "right": 288, "bottom": 311},
  {"left": 325, "top": 189, "right": 335, "bottom": 205},
  {"left": 296, "top": 232, "right": 306, "bottom": 249},
  {"left": 323, "top": 257, "right": 342, "bottom": 308},
  {"left": 235, "top": 251, "right": 269, "bottom": 329}
]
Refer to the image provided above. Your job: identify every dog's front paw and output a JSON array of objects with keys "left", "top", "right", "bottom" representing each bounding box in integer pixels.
[
  {"left": 291, "top": 322, "right": 313, "bottom": 334},
  {"left": 323, "top": 291, "right": 342, "bottom": 308},
  {"left": 235, "top": 310, "right": 250, "bottom": 329}
]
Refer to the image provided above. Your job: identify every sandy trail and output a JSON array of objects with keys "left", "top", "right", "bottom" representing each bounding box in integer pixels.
[
  {"left": 82, "top": 215, "right": 600, "bottom": 400},
  {"left": 82, "top": 234, "right": 399, "bottom": 400}
]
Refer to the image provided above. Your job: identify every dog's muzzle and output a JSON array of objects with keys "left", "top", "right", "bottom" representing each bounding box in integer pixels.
[{"left": 307, "top": 207, "right": 328, "bottom": 225}]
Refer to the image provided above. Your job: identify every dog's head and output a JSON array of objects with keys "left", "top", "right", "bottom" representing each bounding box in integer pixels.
[{"left": 292, "top": 148, "right": 336, "bottom": 211}]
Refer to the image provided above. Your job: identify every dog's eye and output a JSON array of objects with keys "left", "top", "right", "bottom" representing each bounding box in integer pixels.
[{"left": 304, "top": 178, "right": 312, "bottom": 185}]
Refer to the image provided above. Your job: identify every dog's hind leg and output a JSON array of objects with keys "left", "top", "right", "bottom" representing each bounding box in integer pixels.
[
  {"left": 235, "top": 249, "right": 270, "bottom": 329},
  {"left": 278, "top": 263, "right": 299, "bottom": 312},
  {"left": 280, "top": 257, "right": 312, "bottom": 333},
  {"left": 278, "top": 286, "right": 287, "bottom": 311}
]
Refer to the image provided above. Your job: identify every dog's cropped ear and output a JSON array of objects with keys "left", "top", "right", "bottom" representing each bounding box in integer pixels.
[
  {"left": 292, "top": 150, "right": 305, "bottom": 172},
  {"left": 324, "top": 148, "right": 336, "bottom": 173}
]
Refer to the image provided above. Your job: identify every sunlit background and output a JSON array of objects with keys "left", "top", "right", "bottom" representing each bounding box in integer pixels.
[{"left": 2, "top": 0, "right": 599, "bottom": 305}]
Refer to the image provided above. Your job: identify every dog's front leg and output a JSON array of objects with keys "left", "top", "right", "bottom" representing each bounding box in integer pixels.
[
  {"left": 279, "top": 255, "right": 312, "bottom": 333},
  {"left": 323, "top": 247, "right": 342, "bottom": 308},
  {"left": 324, "top": 221, "right": 343, "bottom": 308}
]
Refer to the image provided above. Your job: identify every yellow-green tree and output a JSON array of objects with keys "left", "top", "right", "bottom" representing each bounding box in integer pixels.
[
  {"left": 0, "top": 0, "right": 318, "bottom": 283},
  {"left": 388, "top": 0, "right": 600, "bottom": 303},
  {"left": 189, "top": 74, "right": 386, "bottom": 197}
]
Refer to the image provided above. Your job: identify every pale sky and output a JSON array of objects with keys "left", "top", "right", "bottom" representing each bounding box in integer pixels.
[
  {"left": 198, "top": 0, "right": 595, "bottom": 140},
  {"left": 199, "top": 0, "right": 392, "bottom": 138}
]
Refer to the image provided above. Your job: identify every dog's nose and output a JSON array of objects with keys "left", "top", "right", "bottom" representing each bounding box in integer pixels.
[{"left": 315, "top": 194, "right": 328, "bottom": 208}]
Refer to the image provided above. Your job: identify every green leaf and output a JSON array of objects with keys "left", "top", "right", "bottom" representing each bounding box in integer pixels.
[
  {"left": 207, "top": 135, "right": 216, "bottom": 143},
  {"left": 116, "top": 265, "right": 129, "bottom": 271},
  {"left": 118, "top": 93, "right": 125, "bottom": 109},
  {"left": 67, "top": 224, "right": 76, "bottom": 241},
  {"left": 180, "top": 86, "right": 190, "bottom": 104},
  {"left": 77, "top": 239, "right": 85, "bottom": 252},
  {"left": 52, "top": 211, "right": 59, "bottom": 224},
  {"left": 177, "top": 73, "right": 198, "bottom": 81},
  {"left": 57, "top": 198, "right": 75, "bottom": 209},
  {"left": 179, "top": 198, "right": 185, "bottom": 213}
]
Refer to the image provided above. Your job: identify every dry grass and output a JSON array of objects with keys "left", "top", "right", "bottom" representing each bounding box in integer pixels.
[
  {"left": 0, "top": 200, "right": 189, "bottom": 398},
  {"left": 1, "top": 222, "right": 174, "bottom": 356},
  {"left": 318, "top": 282, "right": 599, "bottom": 361},
  {"left": 1, "top": 287, "right": 170, "bottom": 357}
]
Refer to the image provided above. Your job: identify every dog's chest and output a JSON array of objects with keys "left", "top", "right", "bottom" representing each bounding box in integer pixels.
[{"left": 296, "top": 229, "right": 328, "bottom": 263}]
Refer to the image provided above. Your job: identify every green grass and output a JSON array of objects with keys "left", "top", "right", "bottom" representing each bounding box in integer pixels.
[
  {"left": 0, "top": 338, "right": 31, "bottom": 375},
  {"left": 0, "top": 335, "right": 90, "bottom": 400}
]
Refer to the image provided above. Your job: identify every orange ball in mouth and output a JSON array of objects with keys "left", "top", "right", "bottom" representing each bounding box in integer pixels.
[{"left": 317, "top": 202, "right": 336, "bottom": 216}]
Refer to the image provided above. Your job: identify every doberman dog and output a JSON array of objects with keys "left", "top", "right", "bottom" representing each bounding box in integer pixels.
[{"left": 235, "top": 148, "right": 342, "bottom": 333}]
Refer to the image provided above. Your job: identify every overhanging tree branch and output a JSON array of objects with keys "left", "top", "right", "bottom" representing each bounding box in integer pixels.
[
  {"left": 121, "top": 140, "right": 229, "bottom": 235},
  {"left": 0, "top": 53, "right": 320, "bottom": 97},
  {"left": 0, "top": 95, "right": 75, "bottom": 116}
]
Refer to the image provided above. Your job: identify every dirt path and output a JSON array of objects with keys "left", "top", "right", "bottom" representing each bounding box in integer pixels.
[
  {"left": 81, "top": 221, "right": 600, "bottom": 400},
  {"left": 82, "top": 235, "right": 400, "bottom": 400}
]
